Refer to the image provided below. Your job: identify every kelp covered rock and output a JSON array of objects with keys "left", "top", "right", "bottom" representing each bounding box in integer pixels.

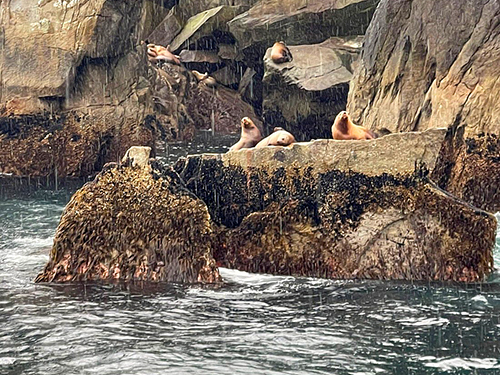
[
  {"left": 36, "top": 147, "right": 221, "bottom": 284},
  {"left": 175, "top": 129, "right": 497, "bottom": 282},
  {"left": 433, "top": 128, "right": 500, "bottom": 213}
]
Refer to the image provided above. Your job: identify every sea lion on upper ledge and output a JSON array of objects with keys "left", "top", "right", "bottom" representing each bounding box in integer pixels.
[
  {"left": 271, "top": 41, "right": 293, "bottom": 64},
  {"left": 147, "top": 43, "right": 181, "bottom": 65},
  {"left": 332, "top": 111, "right": 376, "bottom": 140},
  {"left": 255, "top": 127, "right": 296, "bottom": 148},
  {"left": 192, "top": 70, "right": 217, "bottom": 88},
  {"left": 229, "top": 117, "right": 263, "bottom": 152}
]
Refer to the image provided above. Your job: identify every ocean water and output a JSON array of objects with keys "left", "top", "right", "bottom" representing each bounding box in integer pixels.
[{"left": 0, "top": 190, "right": 499, "bottom": 375}]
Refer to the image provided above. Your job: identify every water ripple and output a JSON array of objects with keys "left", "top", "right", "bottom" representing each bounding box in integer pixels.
[{"left": 0, "top": 194, "right": 499, "bottom": 374}]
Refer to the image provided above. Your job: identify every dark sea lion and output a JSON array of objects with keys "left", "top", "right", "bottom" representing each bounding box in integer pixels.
[
  {"left": 255, "top": 127, "right": 296, "bottom": 148},
  {"left": 229, "top": 117, "right": 263, "bottom": 152},
  {"left": 270, "top": 41, "right": 293, "bottom": 64},
  {"left": 147, "top": 44, "right": 181, "bottom": 65},
  {"left": 332, "top": 111, "right": 376, "bottom": 140}
]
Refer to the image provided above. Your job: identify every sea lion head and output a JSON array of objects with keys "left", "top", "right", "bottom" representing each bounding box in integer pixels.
[
  {"left": 241, "top": 117, "right": 256, "bottom": 130},
  {"left": 275, "top": 130, "right": 295, "bottom": 146}
]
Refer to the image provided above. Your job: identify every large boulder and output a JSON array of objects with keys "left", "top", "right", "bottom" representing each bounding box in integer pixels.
[
  {"left": 175, "top": 129, "right": 497, "bottom": 282},
  {"left": 176, "top": 0, "right": 259, "bottom": 20},
  {"left": 347, "top": 0, "right": 500, "bottom": 136},
  {"left": 229, "top": 0, "right": 379, "bottom": 59},
  {"left": 263, "top": 37, "right": 363, "bottom": 140},
  {"left": 36, "top": 147, "right": 221, "bottom": 284}
]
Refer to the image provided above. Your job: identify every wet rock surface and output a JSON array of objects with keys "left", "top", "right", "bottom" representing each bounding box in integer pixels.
[
  {"left": 433, "top": 129, "right": 500, "bottom": 213},
  {"left": 263, "top": 37, "right": 363, "bottom": 140},
  {"left": 175, "top": 129, "right": 497, "bottom": 282},
  {"left": 347, "top": 0, "right": 500, "bottom": 136},
  {"left": 0, "top": 0, "right": 260, "bottom": 178},
  {"left": 36, "top": 148, "right": 221, "bottom": 284}
]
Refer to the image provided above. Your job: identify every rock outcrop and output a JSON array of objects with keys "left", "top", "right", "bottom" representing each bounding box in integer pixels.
[
  {"left": 229, "top": 0, "right": 379, "bottom": 55},
  {"left": 0, "top": 0, "right": 262, "bottom": 179},
  {"left": 175, "top": 128, "right": 497, "bottom": 282},
  {"left": 36, "top": 147, "right": 221, "bottom": 284},
  {"left": 263, "top": 37, "right": 363, "bottom": 140},
  {"left": 432, "top": 128, "right": 500, "bottom": 213},
  {"left": 347, "top": 0, "right": 500, "bottom": 136}
]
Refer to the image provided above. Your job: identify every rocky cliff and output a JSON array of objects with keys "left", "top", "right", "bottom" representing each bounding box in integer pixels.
[{"left": 347, "top": 0, "right": 500, "bottom": 137}]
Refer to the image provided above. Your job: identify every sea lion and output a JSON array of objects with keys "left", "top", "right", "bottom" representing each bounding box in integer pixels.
[
  {"left": 147, "top": 43, "right": 181, "bottom": 65},
  {"left": 192, "top": 70, "right": 217, "bottom": 88},
  {"left": 270, "top": 41, "right": 293, "bottom": 64},
  {"left": 332, "top": 111, "right": 376, "bottom": 140},
  {"left": 229, "top": 117, "right": 263, "bottom": 152},
  {"left": 255, "top": 127, "right": 296, "bottom": 148}
]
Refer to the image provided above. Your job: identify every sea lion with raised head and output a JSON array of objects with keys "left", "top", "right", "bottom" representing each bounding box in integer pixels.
[
  {"left": 147, "top": 44, "right": 181, "bottom": 65},
  {"left": 271, "top": 41, "right": 293, "bottom": 64},
  {"left": 229, "top": 117, "right": 263, "bottom": 152},
  {"left": 332, "top": 111, "right": 376, "bottom": 140},
  {"left": 255, "top": 127, "right": 296, "bottom": 148},
  {"left": 192, "top": 70, "right": 217, "bottom": 88}
]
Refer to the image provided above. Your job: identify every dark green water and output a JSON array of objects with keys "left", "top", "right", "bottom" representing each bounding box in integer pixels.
[{"left": 0, "top": 188, "right": 499, "bottom": 375}]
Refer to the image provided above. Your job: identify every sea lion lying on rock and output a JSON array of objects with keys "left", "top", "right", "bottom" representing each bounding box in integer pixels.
[
  {"left": 229, "top": 117, "right": 263, "bottom": 152},
  {"left": 332, "top": 111, "right": 376, "bottom": 140},
  {"left": 192, "top": 70, "right": 217, "bottom": 88},
  {"left": 271, "top": 41, "right": 293, "bottom": 64},
  {"left": 255, "top": 127, "right": 296, "bottom": 148},
  {"left": 147, "top": 43, "right": 181, "bottom": 65}
]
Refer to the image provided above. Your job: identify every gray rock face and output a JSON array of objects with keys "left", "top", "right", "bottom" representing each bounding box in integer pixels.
[
  {"left": 229, "top": 0, "right": 379, "bottom": 53},
  {"left": 263, "top": 37, "right": 363, "bottom": 140},
  {"left": 347, "top": 0, "right": 500, "bottom": 136},
  {"left": 175, "top": 128, "right": 497, "bottom": 282}
]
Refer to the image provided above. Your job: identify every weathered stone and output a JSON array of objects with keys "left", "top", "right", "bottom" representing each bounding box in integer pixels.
[
  {"left": 176, "top": 0, "right": 258, "bottom": 20},
  {"left": 229, "top": 0, "right": 379, "bottom": 54},
  {"left": 0, "top": 0, "right": 144, "bottom": 111},
  {"left": 170, "top": 6, "right": 246, "bottom": 52},
  {"left": 122, "top": 146, "right": 152, "bottom": 169},
  {"left": 432, "top": 128, "right": 500, "bottom": 213},
  {"left": 211, "top": 66, "right": 240, "bottom": 88},
  {"left": 145, "top": 6, "right": 183, "bottom": 47},
  {"left": 180, "top": 50, "right": 222, "bottom": 64},
  {"left": 263, "top": 37, "right": 363, "bottom": 140},
  {"left": 347, "top": 0, "right": 500, "bottom": 136},
  {"left": 35, "top": 160, "right": 221, "bottom": 284},
  {"left": 175, "top": 128, "right": 496, "bottom": 282}
]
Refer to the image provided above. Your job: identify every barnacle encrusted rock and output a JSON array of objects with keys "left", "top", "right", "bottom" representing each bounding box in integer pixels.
[
  {"left": 175, "top": 129, "right": 497, "bottom": 282},
  {"left": 36, "top": 147, "right": 220, "bottom": 284}
]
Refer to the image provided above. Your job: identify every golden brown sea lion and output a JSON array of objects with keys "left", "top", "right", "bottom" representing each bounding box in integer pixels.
[
  {"left": 270, "top": 41, "right": 293, "bottom": 64},
  {"left": 331, "top": 111, "right": 376, "bottom": 140},
  {"left": 255, "top": 127, "right": 296, "bottom": 148},
  {"left": 229, "top": 117, "right": 263, "bottom": 152},
  {"left": 192, "top": 70, "right": 217, "bottom": 88},
  {"left": 147, "top": 44, "right": 181, "bottom": 65}
]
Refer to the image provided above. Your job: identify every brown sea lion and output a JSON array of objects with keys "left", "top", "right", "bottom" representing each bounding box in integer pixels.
[
  {"left": 229, "top": 117, "right": 263, "bottom": 152},
  {"left": 332, "top": 111, "right": 376, "bottom": 140},
  {"left": 192, "top": 70, "right": 217, "bottom": 88},
  {"left": 255, "top": 127, "right": 296, "bottom": 148},
  {"left": 271, "top": 41, "right": 293, "bottom": 64},
  {"left": 147, "top": 43, "right": 181, "bottom": 65}
]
